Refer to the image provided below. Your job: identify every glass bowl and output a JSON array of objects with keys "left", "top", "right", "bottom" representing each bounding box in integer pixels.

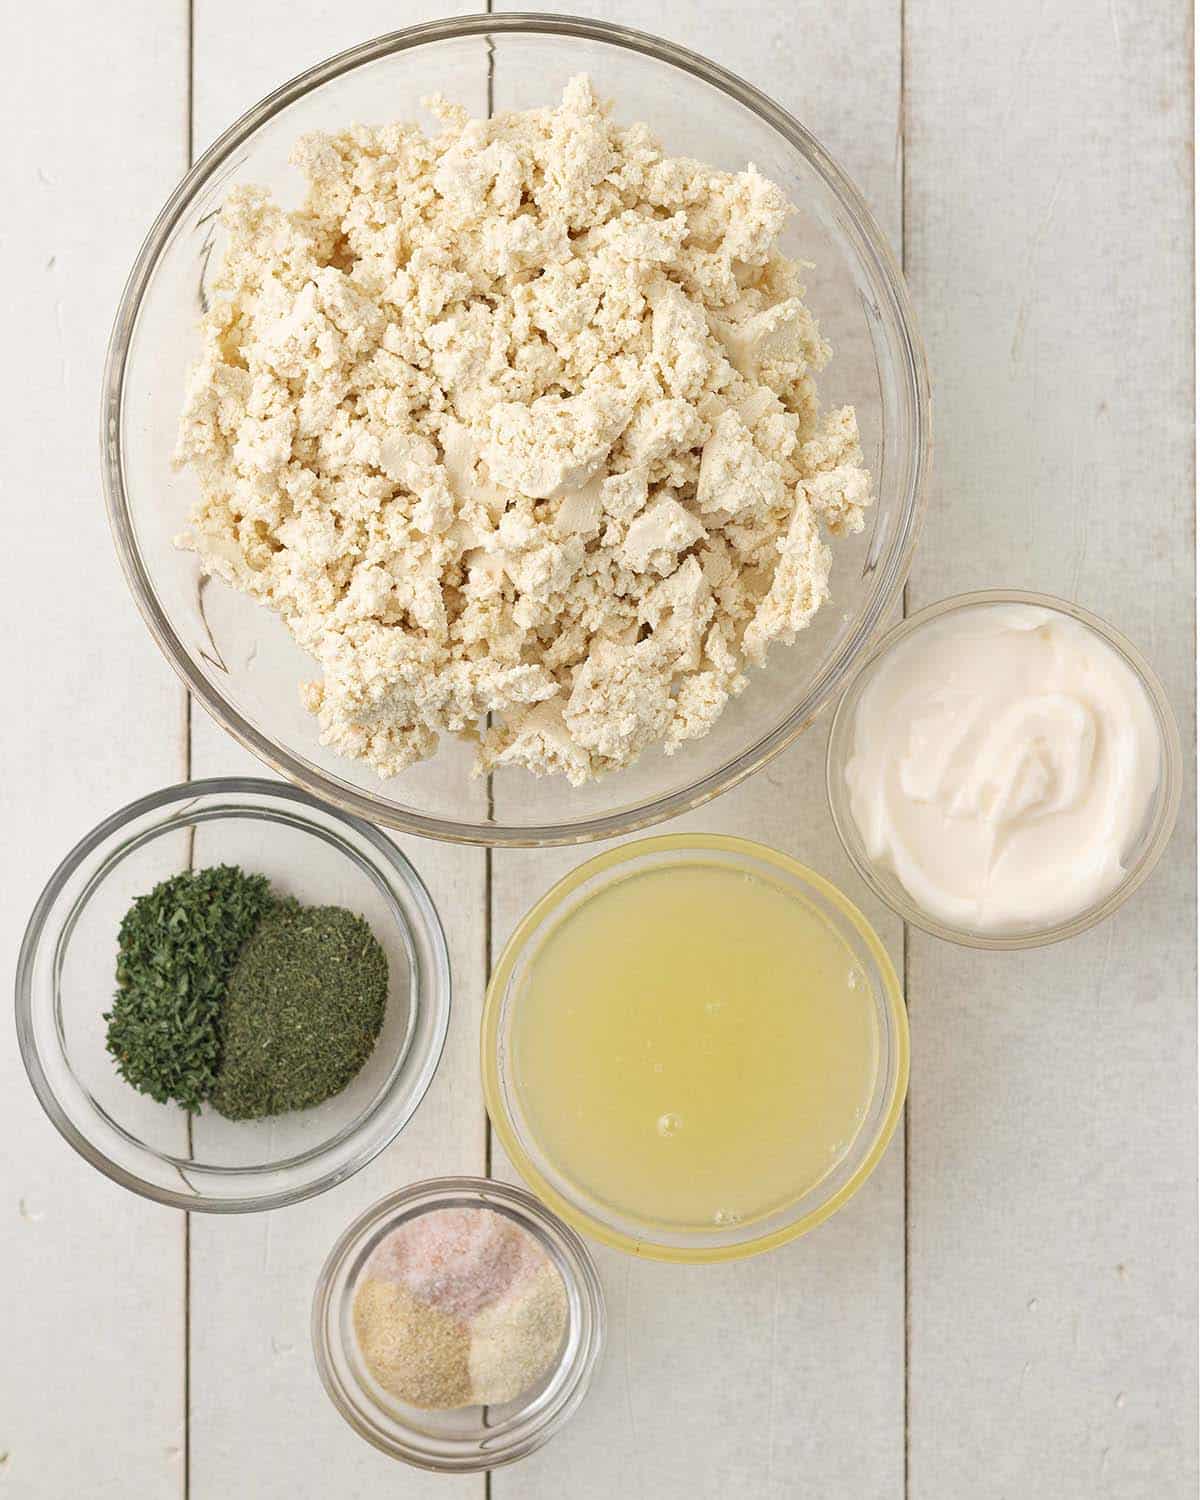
[
  {"left": 102, "top": 14, "right": 929, "bottom": 848},
  {"left": 482, "top": 834, "right": 909, "bottom": 1262},
  {"left": 826, "top": 590, "right": 1184, "bottom": 950},
  {"left": 312, "top": 1176, "right": 604, "bottom": 1472},
  {"left": 15, "top": 778, "right": 451, "bottom": 1211}
]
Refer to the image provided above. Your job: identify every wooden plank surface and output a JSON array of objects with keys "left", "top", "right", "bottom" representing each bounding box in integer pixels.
[
  {"left": 904, "top": 2, "right": 1197, "bottom": 1496},
  {"left": 2, "top": 2, "right": 1195, "bottom": 1497},
  {"left": 0, "top": 4, "right": 190, "bottom": 1497},
  {"left": 486, "top": 3, "right": 908, "bottom": 1496},
  {"left": 186, "top": 6, "right": 486, "bottom": 1498}
]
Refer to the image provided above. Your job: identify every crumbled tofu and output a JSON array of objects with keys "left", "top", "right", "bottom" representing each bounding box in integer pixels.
[
  {"left": 621, "top": 498, "right": 706, "bottom": 575},
  {"left": 175, "top": 77, "right": 873, "bottom": 785},
  {"left": 742, "top": 497, "right": 833, "bottom": 665},
  {"left": 696, "top": 408, "right": 785, "bottom": 517},
  {"left": 486, "top": 388, "right": 632, "bottom": 500}
]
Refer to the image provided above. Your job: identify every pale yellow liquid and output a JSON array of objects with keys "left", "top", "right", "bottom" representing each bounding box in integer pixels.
[{"left": 511, "top": 862, "right": 879, "bottom": 1231}]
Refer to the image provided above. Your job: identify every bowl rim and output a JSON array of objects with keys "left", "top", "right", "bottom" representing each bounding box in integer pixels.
[
  {"left": 311, "top": 1175, "right": 606, "bottom": 1471},
  {"left": 481, "top": 832, "right": 910, "bottom": 1262},
  {"left": 102, "top": 11, "right": 931, "bottom": 848},
  {"left": 825, "top": 588, "right": 1185, "bottom": 950},
  {"left": 14, "top": 776, "right": 452, "bottom": 1212}
]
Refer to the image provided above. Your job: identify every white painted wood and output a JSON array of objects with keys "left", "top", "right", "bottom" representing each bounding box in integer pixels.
[
  {"left": 4, "top": 3, "right": 1195, "bottom": 1497},
  {"left": 0, "top": 3, "right": 190, "bottom": 1497},
  {"left": 186, "top": 712, "right": 488, "bottom": 1500},
  {"left": 192, "top": 0, "right": 474, "bottom": 149},
  {"left": 904, "top": 2, "right": 1197, "bottom": 1495},
  {"left": 488, "top": 803, "right": 906, "bottom": 1500},
  {"left": 487, "top": 2, "right": 907, "bottom": 1495},
  {"left": 186, "top": 6, "right": 488, "bottom": 1498}
]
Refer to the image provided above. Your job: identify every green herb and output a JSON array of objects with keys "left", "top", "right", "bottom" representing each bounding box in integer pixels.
[
  {"left": 211, "top": 901, "right": 388, "bottom": 1121},
  {"left": 104, "top": 865, "right": 275, "bottom": 1111}
]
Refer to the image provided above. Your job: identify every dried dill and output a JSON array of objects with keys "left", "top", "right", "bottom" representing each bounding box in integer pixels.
[
  {"left": 104, "top": 865, "right": 275, "bottom": 1111},
  {"left": 210, "top": 901, "right": 388, "bottom": 1121}
]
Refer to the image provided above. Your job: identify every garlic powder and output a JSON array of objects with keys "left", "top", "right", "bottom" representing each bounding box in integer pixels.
[{"left": 175, "top": 77, "right": 873, "bottom": 784}]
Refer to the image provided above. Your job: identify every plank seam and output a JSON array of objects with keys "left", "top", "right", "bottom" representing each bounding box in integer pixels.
[
  {"left": 484, "top": 13, "right": 495, "bottom": 1498},
  {"left": 899, "top": 0, "right": 912, "bottom": 1496},
  {"left": 484, "top": 0, "right": 495, "bottom": 1197},
  {"left": 184, "top": 7, "right": 195, "bottom": 1499}
]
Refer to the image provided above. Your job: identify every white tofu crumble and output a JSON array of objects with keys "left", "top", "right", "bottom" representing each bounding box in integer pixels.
[{"left": 174, "top": 77, "right": 872, "bottom": 785}]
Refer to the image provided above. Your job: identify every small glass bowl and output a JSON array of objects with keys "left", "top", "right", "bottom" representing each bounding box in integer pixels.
[
  {"left": 826, "top": 590, "right": 1184, "bottom": 950},
  {"left": 312, "top": 1177, "right": 605, "bottom": 1472},
  {"left": 15, "top": 778, "right": 451, "bottom": 1210},
  {"left": 482, "top": 835, "right": 909, "bottom": 1263}
]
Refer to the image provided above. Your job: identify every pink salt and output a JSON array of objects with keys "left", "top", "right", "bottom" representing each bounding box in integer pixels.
[{"left": 365, "top": 1207, "right": 547, "bottom": 1322}]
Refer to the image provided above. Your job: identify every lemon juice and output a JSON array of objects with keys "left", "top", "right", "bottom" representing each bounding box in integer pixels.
[{"left": 509, "top": 857, "right": 882, "bottom": 1232}]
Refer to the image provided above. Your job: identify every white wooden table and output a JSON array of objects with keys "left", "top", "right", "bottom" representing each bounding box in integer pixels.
[{"left": 3, "top": 3, "right": 1194, "bottom": 1495}]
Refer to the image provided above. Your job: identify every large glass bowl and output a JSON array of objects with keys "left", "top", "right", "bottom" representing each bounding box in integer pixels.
[{"left": 103, "top": 14, "right": 929, "bottom": 847}]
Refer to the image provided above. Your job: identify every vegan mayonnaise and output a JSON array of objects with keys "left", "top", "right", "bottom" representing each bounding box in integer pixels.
[{"left": 844, "top": 603, "right": 1160, "bottom": 933}]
